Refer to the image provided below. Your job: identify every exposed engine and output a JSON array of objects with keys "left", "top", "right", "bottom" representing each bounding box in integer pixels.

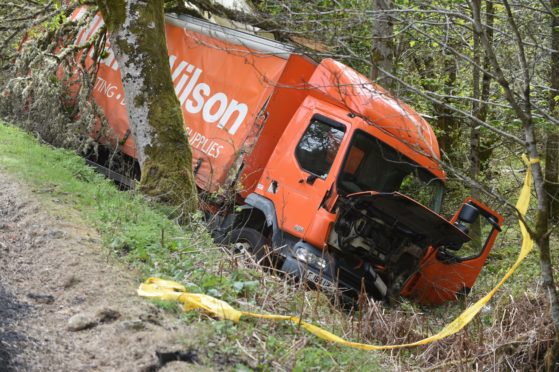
[{"left": 328, "top": 195, "right": 428, "bottom": 299}]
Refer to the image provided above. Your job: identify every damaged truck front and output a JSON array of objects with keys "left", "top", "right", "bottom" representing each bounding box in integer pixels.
[
  {"left": 247, "top": 59, "right": 504, "bottom": 305},
  {"left": 73, "top": 9, "right": 504, "bottom": 305}
]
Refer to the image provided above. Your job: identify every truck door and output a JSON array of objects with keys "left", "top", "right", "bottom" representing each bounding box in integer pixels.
[
  {"left": 402, "top": 198, "right": 503, "bottom": 305},
  {"left": 260, "top": 110, "right": 347, "bottom": 239}
]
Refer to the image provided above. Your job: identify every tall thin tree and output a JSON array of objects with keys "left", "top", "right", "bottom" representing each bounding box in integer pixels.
[
  {"left": 371, "top": 0, "right": 395, "bottom": 92},
  {"left": 545, "top": 0, "right": 559, "bottom": 223}
]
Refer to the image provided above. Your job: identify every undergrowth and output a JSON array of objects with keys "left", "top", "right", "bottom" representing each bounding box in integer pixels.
[{"left": 0, "top": 121, "right": 554, "bottom": 370}]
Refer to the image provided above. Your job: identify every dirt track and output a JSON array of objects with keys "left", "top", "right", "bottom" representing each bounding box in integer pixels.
[{"left": 0, "top": 173, "right": 212, "bottom": 371}]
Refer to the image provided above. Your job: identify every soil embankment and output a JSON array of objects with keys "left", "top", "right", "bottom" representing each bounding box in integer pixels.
[{"left": 0, "top": 173, "right": 203, "bottom": 371}]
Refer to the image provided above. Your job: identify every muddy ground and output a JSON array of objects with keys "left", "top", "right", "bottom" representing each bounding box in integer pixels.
[{"left": 0, "top": 172, "right": 220, "bottom": 371}]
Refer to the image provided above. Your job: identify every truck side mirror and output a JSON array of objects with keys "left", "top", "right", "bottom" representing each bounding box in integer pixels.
[
  {"left": 458, "top": 203, "right": 480, "bottom": 223},
  {"left": 453, "top": 203, "right": 480, "bottom": 235}
]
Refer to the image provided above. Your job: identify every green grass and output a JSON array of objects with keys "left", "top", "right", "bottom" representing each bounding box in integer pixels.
[
  {"left": 0, "top": 121, "right": 204, "bottom": 278},
  {"left": 0, "top": 122, "right": 385, "bottom": 370}
]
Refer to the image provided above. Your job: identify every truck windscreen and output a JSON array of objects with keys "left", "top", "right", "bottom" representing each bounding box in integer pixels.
[{"left": 337, "top": 129, "right": 444, "bottom": 213}]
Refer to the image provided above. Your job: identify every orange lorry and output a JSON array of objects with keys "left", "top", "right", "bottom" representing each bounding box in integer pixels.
[{"left": 72, "top": 9, "right": 503, "bottom": 305}]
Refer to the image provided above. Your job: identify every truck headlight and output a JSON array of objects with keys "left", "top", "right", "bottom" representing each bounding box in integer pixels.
[{"left": 295, "top": 248, "right": 327, "bottom": 270}]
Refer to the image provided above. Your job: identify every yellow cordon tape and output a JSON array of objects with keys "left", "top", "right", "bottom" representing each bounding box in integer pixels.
[{"left": 138, "top": 155, "right": 538, "bottom": 350}]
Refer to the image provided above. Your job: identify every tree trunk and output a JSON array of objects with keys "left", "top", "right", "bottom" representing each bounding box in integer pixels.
[
  {"left": 469, "top": 0, "right": 484, "bottom": 242},
  {"left": 96, "top": 0, "right": 198, "bottom": 217},
  {"left": 471, "top": 1, "right": 559, "bottom": 367},
  {"left": 543, "top": 0, "right": 559, "bottom": 368},
  {"left": 371, "top": 0, "right": 395, "bottom": 92},
  {"left": 412, "top": 52, "right": 460, "bottom": 161},
  {"left": 477, "top": 0, "right": 496, "bottom": 174},
  {"left": 547, "top": 0, "right": 559, "bottom": 222},
  {"left": 470, "top": 0, "right": 482, "bottom": 198},
  {"left": 433, "top": 56, "right": 459, "bottom": 160},
  {"left": 470, "top": 0, "right": 494, "bottom": 191}
]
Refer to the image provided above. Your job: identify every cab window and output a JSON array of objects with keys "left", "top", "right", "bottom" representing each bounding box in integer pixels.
[
  {"left": 337, "top": 130, "right": 444, "bottom": 212},
  {"left": 295, "top": 117, "right": 345, "bottom": 178},
  {"left": 453, "top": 215, "right": 495, "bottom": 260}
]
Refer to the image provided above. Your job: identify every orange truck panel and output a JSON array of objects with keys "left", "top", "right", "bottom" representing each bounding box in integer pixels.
[
  {"left": 402, "top": 198, "right": 504, "bottom": 305},
  {"left": 72, "top": 10, "right": 290, "bottom": 192},
  {"left": 308, "top": 59, "right": 444, "bottom": 180},
  {"left": 239, "top": 54, "right": 317, "bottom": 197},
  {"left": 257, "top": 96, "right": 352, "bottom": 238}
]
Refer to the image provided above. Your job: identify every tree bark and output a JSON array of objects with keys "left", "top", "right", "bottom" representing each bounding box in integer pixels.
[
  {"left": 470, "top": 0, "right": 481, "bottom": 196},
  {"left": 470, "top": 1, "right": 559, "bottom": 367},
  {"left": 546, "top": 0, "right": 559, "bottom": 223},
  {"left": 96, "top": 0, "right": 198, "bottom": 217},
  {"left": 371, "top": 0, "right": 395, "bottom": 92},
  {"left": 543, "top": 1, "right": 559, "bottom": 368},
  {"left": 470, "top": 0, "right": 494, "bottom": 196}
]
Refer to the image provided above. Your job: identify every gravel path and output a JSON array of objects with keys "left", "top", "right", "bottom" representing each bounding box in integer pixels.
[{"left": 0, "top": 173, "right": 207, "bottom": 371}]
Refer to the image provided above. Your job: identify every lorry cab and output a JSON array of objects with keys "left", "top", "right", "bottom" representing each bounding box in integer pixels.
[{"left": 247, "top": 59, "right": 503, "bottom": 304}]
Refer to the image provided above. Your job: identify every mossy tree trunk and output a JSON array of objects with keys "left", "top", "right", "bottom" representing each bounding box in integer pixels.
[{"left": 96, "top": 0, "right": 197, "bottom": 217}]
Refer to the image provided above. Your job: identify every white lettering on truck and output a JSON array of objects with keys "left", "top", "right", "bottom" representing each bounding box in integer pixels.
[
  {"left": 94, "top": 76, "right": 126, "bottom": 106},
  {"left": 185, "top": 127, "right": 223, "bottom": 159},
  {"left": 169, "top": 55, "right": 248, "bottom": 136},
  {"left": 74, "top": 11, "right": 250, "bottom": 137}
]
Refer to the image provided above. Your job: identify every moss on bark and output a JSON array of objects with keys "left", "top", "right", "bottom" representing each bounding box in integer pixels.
[
  {"left": 96, "top": 0, "right": 126, "bottom": 32},
  {"left": 97, "top": 0, "right": 198, "bottom": 216}
]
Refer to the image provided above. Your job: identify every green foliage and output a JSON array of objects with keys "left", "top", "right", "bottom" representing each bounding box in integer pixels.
[
  {"left": 0, "top": 122, "right": 200, "bottom": 277},
  {"left": 293, "top": 345, "right": 384, "bottom": 371},
  {"left": 150, "top": 298, "right": 182, "bottom": 314},
  {"left": 43, "top": 10, "right": 67, "bottom": 31}
]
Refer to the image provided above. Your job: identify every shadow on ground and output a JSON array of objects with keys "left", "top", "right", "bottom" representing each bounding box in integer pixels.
[{"left": 0, "top": 283, "right": 30, "bottom": 371}]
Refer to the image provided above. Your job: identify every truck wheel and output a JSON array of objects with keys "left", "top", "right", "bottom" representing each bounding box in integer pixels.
[
  {"left": 228, "top": 228, "right": 277, "bottom": 267},
  {"left": 280, "top": 257, "right": 305, "bottom": 282}
]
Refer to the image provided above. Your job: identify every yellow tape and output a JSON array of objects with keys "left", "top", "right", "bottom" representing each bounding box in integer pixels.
[{"left": 138, "top": 156, "right": 537, "bottom": 349}]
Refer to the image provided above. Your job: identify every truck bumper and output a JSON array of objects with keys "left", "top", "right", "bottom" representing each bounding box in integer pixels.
[{"left": 280, "top": 241, "right": 381, "bottom": 301}]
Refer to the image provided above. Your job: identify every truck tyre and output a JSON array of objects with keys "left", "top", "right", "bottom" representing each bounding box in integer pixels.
[
  {"left": 280, "top": 257, "right": 305, "bottom": 282},
  {"left": 386, "top": 270, "right": 413, "bottom": 305},
  {"left": 228, "top": 228, "right": 277, "bottom": 267}
]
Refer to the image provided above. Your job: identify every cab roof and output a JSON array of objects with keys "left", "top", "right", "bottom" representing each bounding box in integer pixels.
[{"left": 308, "top": 58, "right": 445, "bottom": 180}]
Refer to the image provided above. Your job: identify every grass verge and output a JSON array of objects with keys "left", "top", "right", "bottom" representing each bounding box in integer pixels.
[{"left": 0, "top": 122, "right": 387, "bottom": 370}]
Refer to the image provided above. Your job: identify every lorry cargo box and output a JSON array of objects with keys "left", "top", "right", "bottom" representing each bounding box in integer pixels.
[{"left": 73, "top": 9, "right": 308, "bottom": 194}]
